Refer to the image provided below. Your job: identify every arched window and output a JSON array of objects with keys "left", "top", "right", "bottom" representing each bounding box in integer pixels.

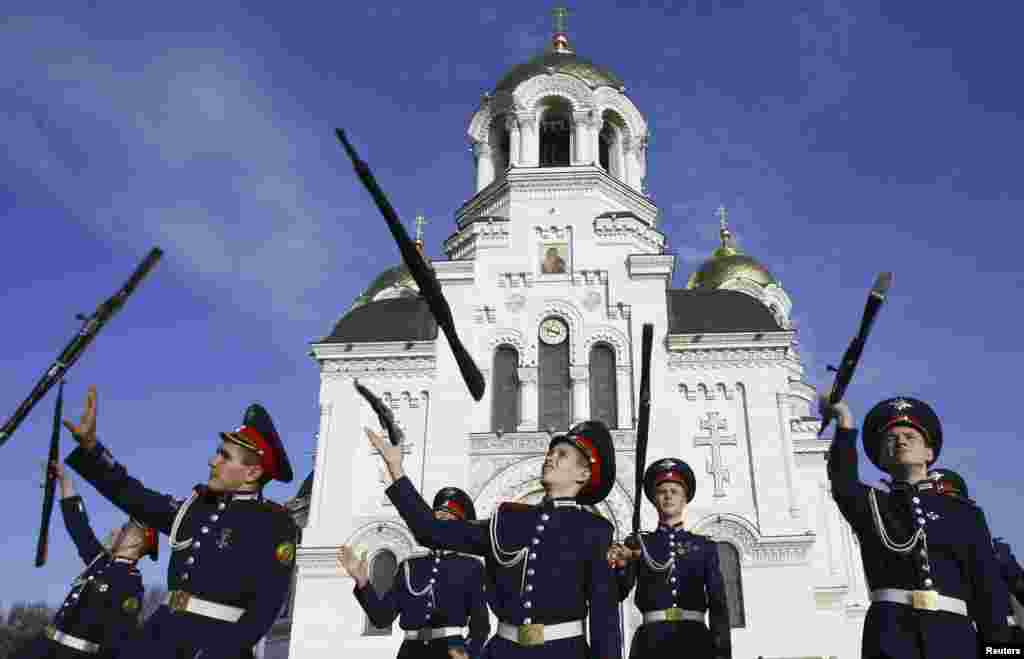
[
  {"left": 489, "top": 115, "right": 511, "bottom": 173},
  {"left": 716, "top": 542, "right": 746, "bottom": 628},
  {"left": 492, "top": 345, "right": 520, "bottom": 433},
  {"left": 539, "top": 99, "right": 573, "bottom": 167},
  {"left": 538, "top": 318, "right": 571, "bottom": 431},
  {"left": 589, "top": 343, "right": 617, "bottom": 429},
  {"left": 362, "top": 549, "right": 399, "bottom": 636},
  {"left": 599, "top": 122, "right": 614, "bottom": 172}
]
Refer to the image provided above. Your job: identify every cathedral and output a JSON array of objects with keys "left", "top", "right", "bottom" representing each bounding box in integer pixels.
[{"left": 266, "top": 17, "right": 871, "bottom": 659}]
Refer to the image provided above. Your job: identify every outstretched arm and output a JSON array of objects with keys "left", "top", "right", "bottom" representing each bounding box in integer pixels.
[{"left": 55, "top": 462, "right": 106, "bottom": 565}]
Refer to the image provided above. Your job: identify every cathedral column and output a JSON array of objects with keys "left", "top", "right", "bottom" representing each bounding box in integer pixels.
[
  {"left": 572, "top": 111, "right": 594, "bottom": 165},
  {"left": 517, "top": 366, "right": 538, "bottom": 431},
  {"left": 473, "top": 141, "right": 494, "bottom": 192},
  {"left": 776, "top": 392, "right": 802, "bottom": 519},
  {"left": 570, "top": 365, "right": 590, "bottom": 424},
  {"left": 515, "top": 111, "right": 538, "bottom": 167},
  {"left": 507, "top": 115, "right": 521, "bottom": 168}
]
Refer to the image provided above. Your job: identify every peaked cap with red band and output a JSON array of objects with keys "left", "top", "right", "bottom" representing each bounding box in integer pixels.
[
  {"left": 432, "top": 487, "right": 476, "bottom": 521},
  {"left": 644, "top": 458, "right": 696, "bottom": 504},
  {"left": 862, "top": 396, "right": 943, "bottom": 472},
  {"left": 220, "top": 404, "right": 294, "bottom": 484},
  {"left": 549, "top": 420, "right": 616, "bottom": 506},
  {"left": 128, "top": 518, "right": 159, "bottom": 562}
]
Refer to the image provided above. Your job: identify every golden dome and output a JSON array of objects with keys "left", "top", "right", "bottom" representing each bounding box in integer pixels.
[
  {"left": 350, "top": 264, "right": 420, "bottom": 311},
  {"left": 686, "top": 208, "right": 777, "bottom": 291}
]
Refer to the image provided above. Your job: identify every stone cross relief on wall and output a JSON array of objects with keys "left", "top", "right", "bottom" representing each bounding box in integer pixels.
[{"left": 694, "top": 412, "right": 737, "bottom": 498}]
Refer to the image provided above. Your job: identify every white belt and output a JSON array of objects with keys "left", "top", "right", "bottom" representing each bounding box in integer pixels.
[
  {"left": 45, "top": 625, "right": 100, "bottom": 654},
  {"left": 870, "top": 588, "right": 968, "bottom": 616},
  {"left": 496, "top": 619, "right": 585, "bottom": 646},
  {"left": 162, "top": 590, "right": 245, "bottom": 622},
  {"left": 642, "top": 607, "right": 706, "bottom": 624},
  {"left": 403, "top": 626, "right": 466, "bottom": 641}
]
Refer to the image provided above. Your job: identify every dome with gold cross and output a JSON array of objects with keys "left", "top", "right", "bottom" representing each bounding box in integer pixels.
[
  {"left": 686, "top": 207, "right": 778, "bottom": 291},
  {"left": 493, "top": 7, "right": 625, "bottom": 94},
  {"left": 349, "top": 214, "right": 429, "bottom": 311}
]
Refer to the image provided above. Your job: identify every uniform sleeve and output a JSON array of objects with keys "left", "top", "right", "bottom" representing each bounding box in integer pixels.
[
  {"left": 465, "top": 559, "right": 491, "bottom": 659},
  {"left": 826, "top": 427, "right": 871, "bottom": 533},
  {"left": 352, "top": 565, "right": 401, "bottom": 629},
  {"left": 60, "top": 495, "right": 106, "bottom": 565},
  {"left": 385, "top": 476, "right": 490, "bottom": 555},
  {"left": 704, "top": 541, "right": 732, "bottom": 659},
  {"left": 195, "top": 511, "right": 298, "bottom": 656},
  {"left": 613, "top": 558, "right": 637, "bottom": 603},
  {"left": 65, "top": 441, "right": 179, "bottom": 535},
  {"left": 968, "top": 506, "right": 1014, "bottom": 644},
  {"left": 585, "top": 521, "right": 622, "bottom": 659}
]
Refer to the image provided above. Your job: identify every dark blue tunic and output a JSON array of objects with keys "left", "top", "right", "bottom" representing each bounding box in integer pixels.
[
  {"left": 15, "top": 496, "right": 143, "bottom": 659},
  {"left": 354, "top": 549, "right": 490, "bottom": 658},
  {"left": 828, "top": 427, "right": 1012, "bottom": 658},
  {"left": 613, "top": 523, "right": 731, "bottom": 659},
  {"left": 66, "top": 441, "right": 297, "bottom": 659},
  {"left": 386, "top": 476, "right": 621, "bottom": 659}
]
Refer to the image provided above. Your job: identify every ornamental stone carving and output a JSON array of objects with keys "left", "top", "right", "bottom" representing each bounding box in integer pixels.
[
  {"left": 488, "top": 329, "right": 529, "bottom": 364},
  {"left": 666, "top": 348, "right": 788, "bottom": 371},
  {"left": 592, "top": 88, "right": 646, "bottom": 142},
  {"left": 690, "top": 513, "right": 815, "bottom": 566},
  {"left": 533, "top": 224, "right": 571, "bottom": 241},
  {"left": 582, "top": 326, "right": 631, "bottom": 365},
  {"left": 321, "top": 357, "right": 436, "bottom": 380},
  {"left": 516, "top": 73, "right": 593, "bottom": 113}
]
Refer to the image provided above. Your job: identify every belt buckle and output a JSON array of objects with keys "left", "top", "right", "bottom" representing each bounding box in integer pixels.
[
  {"left": 665, "top": 607, "right": 683, "bottom": 622},
  {"left": 45, "top": 625, "right": 57, "bottom": 640},
  {"left": 517, "top": 623, "right": 544, "bottom": 646},
  {"left": 911, "top": 590, "right": 939, "bottom": 611},
  {"left": 168, "top": 590, "right": 191, "bottom": 613}
]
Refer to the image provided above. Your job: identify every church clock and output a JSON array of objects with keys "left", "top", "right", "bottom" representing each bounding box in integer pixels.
[{"left": 539, "top": 318, "right": 568, "bottom": 345}]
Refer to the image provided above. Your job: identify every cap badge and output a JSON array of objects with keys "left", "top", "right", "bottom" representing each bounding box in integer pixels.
[{"left": 890, "top": 398, "right": 913, "bottom": 412}]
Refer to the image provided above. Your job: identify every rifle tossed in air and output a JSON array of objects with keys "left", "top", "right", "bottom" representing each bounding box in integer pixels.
[
  {"left": 354, "top": 379, "right": 405, "bottom": 446},
  {"left": 0, "top": 248, "right": 163, "bottom": 449},
  {"left": 631, "top": 323, "right": 655, "bottom": 542},
  {"left": 35, "top": 379, "right": 65, "bottom": 567},
  {"left": 819, "top": 272, "right": 893, "bottom": 436},
  {"left": 334, "top": 129, "right": 485, "bottom": 402}
]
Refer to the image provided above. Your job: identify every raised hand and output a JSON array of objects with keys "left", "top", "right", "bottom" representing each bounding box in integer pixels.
[
  {"left": 337, "top": 545, "right": 369, "bottom": 588},
  {"left": 365, "top": 426, "right": 405, "bottom": 482},
  {"left": 817, "top": 389, "right": 854, "bottom": 430},
  {"left": 62, "top": 385, "right": 98, "bottom": 449},
  {"left": 447, "top": 648, "right": 470, "bottom": 659}
]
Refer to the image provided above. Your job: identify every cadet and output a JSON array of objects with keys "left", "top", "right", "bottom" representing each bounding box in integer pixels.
[
  {"left": 339, "top": 487, "right": 490, "bottom": 659},
  {"left": 822, "top": 394, "right": 1013, "bottom": 658},
  {"left": 607, "top": 458, "right": 731, "bottom": 659},
  {"left": 366, "top": 420, "right": 621, "bottom": 659},
  {"left": 62, "top": 385, "right": 299, "bottom": 659},
  {"left": 16, "top": 462, "right": 156, "bottom": 659}
]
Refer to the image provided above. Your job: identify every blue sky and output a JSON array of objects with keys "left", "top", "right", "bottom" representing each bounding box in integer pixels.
[{"left": 2, "top": 1, "right": 1022, "bottom": 607}]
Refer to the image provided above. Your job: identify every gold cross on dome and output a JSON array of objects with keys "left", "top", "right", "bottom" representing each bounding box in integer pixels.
[
  {"left": 552, "top": 7, "right": 570, "bottom": 33},
  {"left": 716, "top": 205, "right": 729, "bottom": 230},
  {"left": 414, "top": 213, "right": 427, "bottom": 242}
]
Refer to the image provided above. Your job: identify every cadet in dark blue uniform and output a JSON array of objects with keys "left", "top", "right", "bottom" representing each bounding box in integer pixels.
[
  {"left": 16, "top": 462, "right": 156, "bottom": 659},
  {"left": 62, "top": 386, "right": 299, "bottom": 659},
  {"left": 926, "top": 467, "right": 1024, "bottom": 644},
  {"left": 339, "top": 487, "right": 490, "bottom": 659},
  {"left": 366, "top": 420, "right": 621, "bottom": 659},
  {"left": 822, "top": 394, "right": 1013, "bottom": 658},
  {"left": 607, "top": 458, "right": 731, "bottom": 659}
]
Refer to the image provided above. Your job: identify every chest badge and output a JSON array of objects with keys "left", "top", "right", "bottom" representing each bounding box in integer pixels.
[
  {"left": 926, "top": 512, "right": 940, "bottom": 521},
  {"left": 676, "top": 541, "right": 700, "bottom": 557},
  {"left": 217, "top": 528, "right": 233, "bottom": 550},
  {"left": 276, "top": 541, "right": 296, "bottom": 566},
  {"left": 96, "top": 582, "right": 109, "bottom": 593}
]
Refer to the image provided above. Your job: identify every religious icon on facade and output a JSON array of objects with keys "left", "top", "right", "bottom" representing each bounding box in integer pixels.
[{"left": 540, "top": 243, "right": 568, "bottom": 274}]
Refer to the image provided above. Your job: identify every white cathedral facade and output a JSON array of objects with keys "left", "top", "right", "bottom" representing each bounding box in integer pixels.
[{"left": 269, "top": 23, "right": 872, "bottom": 659}]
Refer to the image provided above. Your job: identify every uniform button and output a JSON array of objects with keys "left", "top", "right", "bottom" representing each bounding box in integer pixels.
[
  {"left": 427, "top": 602, "right": 433, "bottom": 608},
  {"left": 921, "top": 564, "right": 930, "bottom": 572},
  {"left": 527, "top": 569, "right": 535, "bottom": 576},
  {"left": 217, "top": 503, "right": 226, "bottom": 511},
  {"left": 210, "top": 514, "right": 219, "bottom": 522},
  {"left": 529, "top": 552, "right": 537, "bottom": 560},
  {"left": 912, "top": 497, "right": 921, "bottom": 504},
  {"left": 525, "top": 584, "right": 533, "bottom": 592},
  {"left": 669, "top": 541, "right": 676, "bottom": 547},
  {"left": 916, "top": 517, "right": 926, "bottom": 526},
  {"left": 201, "top": 526, "right": 210, "bottom": 534},
  {"left": 914, "top": 507, "right": 923, "bottom": 515},
  {"left": 536, "top": 525, "right": 545, "bottom": 532},
  {"left": 923, "top": 578, "right": 933, "bottom": 588},
  {"left": 919, "top": 548, "right": 927, "bottom": 558},
  {"left": 72, "top": 594, "right": 79, "bottom": 600},
  {"left": 429, "top": 578, "right": 436, "bottom": 584},
  {"left": 186, "top": 557, "right": 195, "bottom": 565},
  {"left": 524, "top": 618, "right": 532, "bottom": 624},
  {"left": 435, "top": 558, "right": 441, "bottom": 564},
  {"left": 432, "top": 568, "right": 438, "bottom": 573},
  {"left": 524, "top": 601, "right": 532, "bottom": 609},
  {"left": 88, "top": 576, "right": 94, "bottom": 581},
  {"left": 670, "top": 577, "right": 677, "bottom": 583},
  {"left": 540, "top": 514, "right": 550, "bottom": 522},
  {"left": 671, "top": 589, "right": 677, "bottom": 596},
  {"left": 193, "top": 541, "right": 201, "bottom": 549},
  {"left": 181, "top": 573, "right": 190, "bottom": 581},
  {"left": 531, "top": 538, "right": 540, "bottom": 545}
]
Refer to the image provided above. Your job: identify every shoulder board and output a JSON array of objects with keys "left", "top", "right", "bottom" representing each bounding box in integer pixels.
[
  {"left": 399, "top": 551, "right": 432, "bottom": 565},
  {"left": 499, "top": 502, "right": 533, "bottom": 513},
  {"left": 454, "top": 552, "right": 484, "bottom": 563}
]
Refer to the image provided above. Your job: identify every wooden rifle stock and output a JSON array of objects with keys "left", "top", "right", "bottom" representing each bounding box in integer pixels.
[
  {"left": 0, "top": 248, "right": 162, "bottom": 449},
  {"left": 35, "top": 380, "right": 64, "bottom": 567}
]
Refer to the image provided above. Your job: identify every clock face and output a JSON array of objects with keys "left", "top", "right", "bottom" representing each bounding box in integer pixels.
[{"left": 539, "top": 318, "right": 568, "bottom": 345}]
